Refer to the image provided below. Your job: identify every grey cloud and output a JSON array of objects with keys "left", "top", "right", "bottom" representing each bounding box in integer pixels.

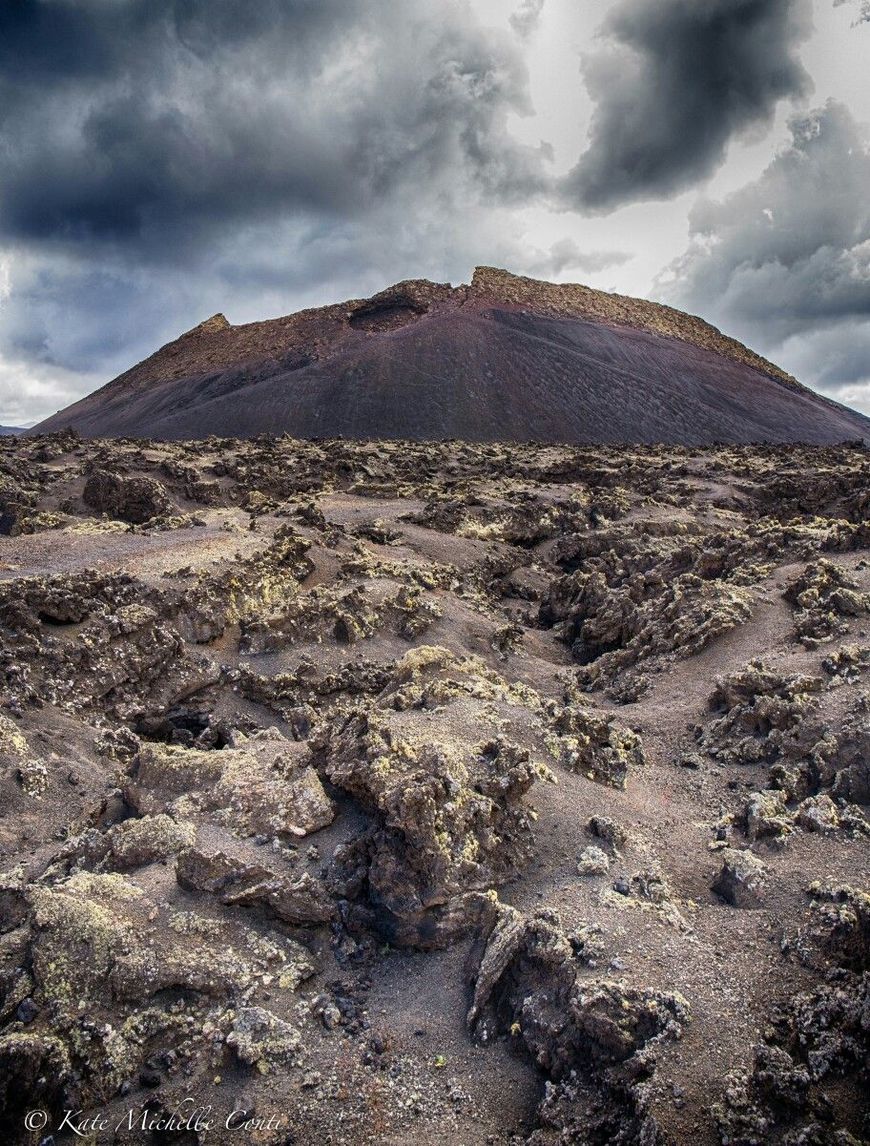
[
  {"left": 510, "top": 0, "right": 545, "bottom": 40},
  {"left": 523, "top": 238, "right": 632, "bottom": 278},
  {"left": 0, "top": 355, "right": 95, "bottom": 428},
  {"left": 0, "top": 258, "right": 171, "bottom": 374},
  {"left": 657, "top": 101, "right": 870, "bottom": 412},
  {"left": 563, "top": 0, "right": 812, "bottom": 212},
  {"left": 780, "top": 323, "right": 870, "bottom": 412}
]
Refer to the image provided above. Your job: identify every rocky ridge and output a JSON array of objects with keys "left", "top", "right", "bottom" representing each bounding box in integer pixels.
[{"left": 31, "top": 269, "right": 870, "bottom": 444}]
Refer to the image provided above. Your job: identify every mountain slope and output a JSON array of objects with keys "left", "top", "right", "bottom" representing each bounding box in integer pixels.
[{"left": 33, "top": 267, "right": 870, "bottom": 444}]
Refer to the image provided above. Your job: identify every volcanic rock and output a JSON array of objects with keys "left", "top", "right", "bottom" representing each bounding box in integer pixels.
[
  {"left": 468, "top": 905, "right": 689, "bottom": 1142},
  {"left": 713, "top": 848, "right": 768, "bottom": 908},
  {"left": 1, "top": 430, "right": 869, "bottom": 1143},
  {"left": 82, "top": 470, "right": 172, "bottom": 524}
]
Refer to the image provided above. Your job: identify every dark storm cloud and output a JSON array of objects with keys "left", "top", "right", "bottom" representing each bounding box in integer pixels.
[
  {"left": 563, "top": 0, "right": 812, "bottom": 212},
  {"left": 0, "top": 0, "right": 548, "bottom": 257},
  {"left": 658, "top": 101, "right": 870, "bottom": 408}
]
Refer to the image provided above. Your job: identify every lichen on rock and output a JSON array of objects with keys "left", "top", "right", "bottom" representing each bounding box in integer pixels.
[
  {"left": 314, "top": 648, "right": 545, "bottom": 947},
  {"left": 784, "top": 559, "right": 870, "bottom": 646}
]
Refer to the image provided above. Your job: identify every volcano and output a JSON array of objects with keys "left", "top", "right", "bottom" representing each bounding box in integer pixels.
[{"left": 33, "top": 267, "right": 870, "bottom": 444}]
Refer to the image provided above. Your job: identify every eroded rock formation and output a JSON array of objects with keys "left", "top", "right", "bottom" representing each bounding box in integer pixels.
[{"left": 0, "top": 431, "right": 867, "bottom": 1143}]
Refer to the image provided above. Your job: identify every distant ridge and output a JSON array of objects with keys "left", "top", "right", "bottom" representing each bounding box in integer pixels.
[{"left": 33, "top": 267, "right": 870, "bottom": 445}]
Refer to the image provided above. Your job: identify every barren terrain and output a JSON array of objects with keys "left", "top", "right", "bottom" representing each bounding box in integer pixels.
[{"left": 0, "top": 431, "right": 868, "bottom": 1145}]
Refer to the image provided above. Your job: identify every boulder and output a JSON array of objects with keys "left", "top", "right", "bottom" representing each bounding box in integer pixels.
[
  {"left": 83, "top": 470, "right": 173, "bottom": 524},
  {"left": 713, "top": 848, "right": 768, "bottom": 908}
]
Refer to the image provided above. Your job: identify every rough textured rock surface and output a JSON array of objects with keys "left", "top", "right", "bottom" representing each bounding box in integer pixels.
[
  {"left": 468, "top": 905, "right": 689, "bottom": 1144},
  {"left": 314, "top": 647, "right": 547, "bottom": 948},
  {"left": 0, "top": 431, "right": 868, "bottom": 1144},
  {"left": 713, "top": 847, "right": 769, "bottom": 908},
  {"left": 82, "top": 469, "right": 173, "bottom": 524},
  {"left": 715, "top": 882, "right": 869, "bottom": 1145},
  {"left": 783, "top": 559, "right": 870, "bottom": 646},
  {"left": 32, "top": 268, "right": 870, "bottom": 444}
]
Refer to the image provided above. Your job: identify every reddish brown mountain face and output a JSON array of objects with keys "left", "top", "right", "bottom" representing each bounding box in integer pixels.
[{"left": 33, "top": 267, "right": 870, "bottom": 444}]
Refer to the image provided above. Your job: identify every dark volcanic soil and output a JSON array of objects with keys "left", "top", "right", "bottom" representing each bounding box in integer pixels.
[
  {"left": 1, "top": 431, "right": 868, "bottom": 1146},
  {"left": 32, "top": 268, "right": 870, "bottom": 445}
]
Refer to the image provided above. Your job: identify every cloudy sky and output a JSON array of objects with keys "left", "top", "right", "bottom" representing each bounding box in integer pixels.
[{"left": 1, "top": 0, "right": 868, "bottom": 426}]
